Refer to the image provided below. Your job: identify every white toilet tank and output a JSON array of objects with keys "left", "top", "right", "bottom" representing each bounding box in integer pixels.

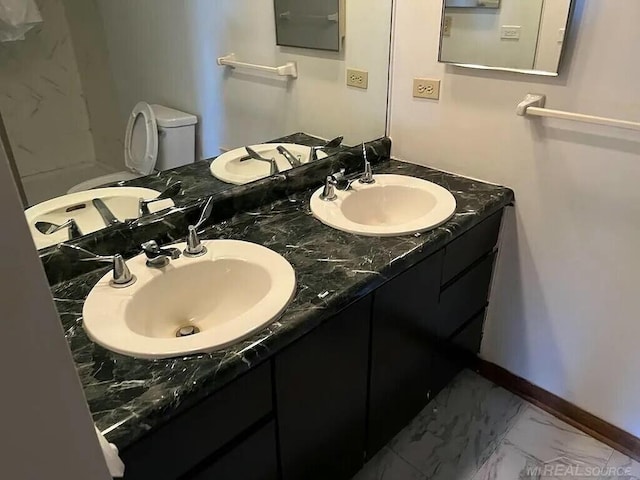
[{"left": 151, "top": 104, "right": 198, "bottom": 170}]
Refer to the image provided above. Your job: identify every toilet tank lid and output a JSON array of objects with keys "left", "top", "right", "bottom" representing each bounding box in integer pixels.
[{"left": 151, "top": 104, "right": 198, "bottom": 128}]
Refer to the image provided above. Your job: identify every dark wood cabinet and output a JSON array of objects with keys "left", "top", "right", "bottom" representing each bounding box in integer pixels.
[
  {"left": 186, "top": 421, "right": 278, "bottom": 480},
  {"left": 442, "top": 210, "right": 502, "bottom": 284},
  {"left": 123, "top": 209, "right": 506, "bottom": 480},
  {"left": 275, "top": 296, "right": 372, "bottom": 480},
  {"left": 367, "top": 251, "right": 444, "bottom": 457},
  {"left": 367, "top": 212, "right": 503, "bottom": 458},
  {"left": 121, "top": 363, "right": 273, "bottom": 480},
  {"left": 437, "top": 252, "right": 496, "bottom": 339}
]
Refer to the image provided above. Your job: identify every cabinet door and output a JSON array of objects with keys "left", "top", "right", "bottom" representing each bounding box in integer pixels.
[
  {"left": 275, "top": 296, "right": 371, "bottom": 480},
  {"left": 368, "top": 251, "right": 444, "bottom": 457},
  {"left": 121, "top": 363, "right": 272, "bottom": 480},
  {"left": 186, "top": 421, "right": 278, "bottom": 480}
]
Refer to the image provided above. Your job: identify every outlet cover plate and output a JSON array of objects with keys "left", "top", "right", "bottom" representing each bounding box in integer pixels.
[
  {"left": 500, "top": 25, "right": 521, "bottom": 39},
  {"left": 413, "top": 78, "right": 440, "bottom": 100},
  {"left": 443, "top": 16, "right": 452, "bottom": 36},
  {"left": 347, "top": 68, "right": 369, "bottom": 89}
]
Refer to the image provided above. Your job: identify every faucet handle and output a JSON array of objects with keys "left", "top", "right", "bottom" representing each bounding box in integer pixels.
[
  {"left": 60, "top": 243, "right": 135, "bottom": 288},
  {"left": 184, "top": 197, "right": 214, "bottom": 258},
  {"left": 139, "top": 181, "right": 182, "bottom": 216},
  {"left": 195, "top": 197, "right": 214, "bottom": 230},
  {"left": 141, "top": 240, "right": 181, "bottom": 259},
  {"left": 320, "top": 175, "right": 338, "bottom": 201},
  {"left": 141, "top": 240, "right": 181, "bottom": 269},
  {"left": 245, "top": 147, "right": 280, "bottom": 175},
  {"left": 359, "top": 143, "right": 375, "bottom": 184}
]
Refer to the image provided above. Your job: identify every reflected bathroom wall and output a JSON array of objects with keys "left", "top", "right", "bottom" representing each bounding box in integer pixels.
[
  {"left": 96, "top": 0, "right": 392, "bottom": 158},
  {"left": 1, "top": 0, "right": 392, "bottom": 205},
  {"left": 441, "top": 0, "right": 545, "bottom": 70},
  {"left": 439, "top": 0, "right": 572, "bottom": 74}
]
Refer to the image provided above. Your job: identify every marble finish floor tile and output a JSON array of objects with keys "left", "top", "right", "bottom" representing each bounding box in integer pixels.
[
  {"left": 600, "top": 451, "right": 640, "bottom": 479},
  {"left": 504, "top": 406, "right": 614, "bottom": 470},
  {"left": 22, "top": 161, "right": 117, "bottom": 205},
  {"left": 473, "top": 440, "right": 611, "bottom": 480},
  {"left": 353, "top": 447, "right": 425, "bottom": 480},
  {"left": 353, "top": 368, "right": 637, "bottom": 480},
  {"left": 388, "top": 370, "right": 527, "bottom": 480}
]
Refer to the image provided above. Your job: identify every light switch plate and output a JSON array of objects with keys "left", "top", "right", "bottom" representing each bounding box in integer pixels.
[
  {"left": 557, "top": 27, "right": 566, "bottom": 43},
  {"left": 413, "top": 78, "right": 440, "bottom": 100},
  {"left": 347, "top": 69, "right": 369, "bottom": 89}
]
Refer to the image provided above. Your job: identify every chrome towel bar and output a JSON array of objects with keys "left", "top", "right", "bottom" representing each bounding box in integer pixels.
[{"left": 517, "top": 94, "right": 640, "bottom": 132}]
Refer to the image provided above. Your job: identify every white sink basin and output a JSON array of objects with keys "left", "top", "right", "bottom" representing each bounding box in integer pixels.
[
  {"left": 83, "top": 240, "right": 296, "bottom": 359},
  {"left": 310, "top": 174, "right": 457, "bottom": 237},
  {"left": 210, "top": 143, "right": 327, "bottom": 185},
  {"left": 25, "top": 187, "right": 174, "bottom": 249}
]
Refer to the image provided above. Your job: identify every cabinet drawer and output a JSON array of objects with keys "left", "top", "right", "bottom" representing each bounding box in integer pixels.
[
  {"left": 437, "top": 253, "right": 495, "bottom": 339},
  {"left": 442, "top": 210, "right": 502, "bottom": 285},
  {"left": 186, "top": 421, "right": 278, "bottom": 480},
  {"left": 121, "top": 363, "right": 272, "bottom": 480},
  {"left": 451, "top": 310, "right": 486, "bottom": 354}
]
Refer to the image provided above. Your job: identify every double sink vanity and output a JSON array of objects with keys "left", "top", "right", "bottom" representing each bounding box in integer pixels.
[{"left": 39, "top": 134, "right": 514, "bottom": 480}]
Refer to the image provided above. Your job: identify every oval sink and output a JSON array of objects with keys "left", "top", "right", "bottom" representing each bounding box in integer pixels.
[
  {"left": 83, "top": 240, "right": 296, "bottom": 359},
  {"left": 25, "top": 187, "right": 174, "bottom": 249},
  {"left": 310, "top": 174, "right": 457, "bottom": 237},
  {"left": 210, "top": 143, "right": 327, "bottom": 185}
]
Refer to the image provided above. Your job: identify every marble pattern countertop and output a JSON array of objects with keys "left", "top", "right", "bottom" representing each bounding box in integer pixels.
[
  {"left": 39, "top": 137, "right": 389, "bottom": 285},
  {"left": 51, "top": 159, "right": 514, "bottom": 450},
  {"left": 108, "top": 132, "right": 343, "bottom": 207}
]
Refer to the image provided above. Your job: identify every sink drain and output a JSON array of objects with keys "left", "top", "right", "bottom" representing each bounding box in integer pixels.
[{"left": 176, "top": 325, "right": 200, "bottom": 338}]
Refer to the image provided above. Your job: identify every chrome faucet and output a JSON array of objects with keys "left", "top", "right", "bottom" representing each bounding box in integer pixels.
[
  {"left": 141, "top": 240, "right": 182, "bottom": 268},
  {"left": 60, "top": 244, "right": 136, "bottom": 288},
  {"left": 184, "top": 197, "right": 214, "bottom": 258},
  {"left": 277, "top": 145, "right": 302, "bottom": 168}
]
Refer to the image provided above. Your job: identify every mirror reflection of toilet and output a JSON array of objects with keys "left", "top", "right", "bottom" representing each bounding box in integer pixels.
[{"left": 68, "top": 102, "right": 198, "bottom": 193}]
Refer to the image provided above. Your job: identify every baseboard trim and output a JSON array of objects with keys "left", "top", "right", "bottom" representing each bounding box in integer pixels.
[{"left": 475, "top": 359, "right": 640, "bottom": 462}]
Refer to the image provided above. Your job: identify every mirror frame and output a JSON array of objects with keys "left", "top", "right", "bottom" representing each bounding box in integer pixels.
[{"left": 437, "top": 0, "right": 576, "bottom": 77}]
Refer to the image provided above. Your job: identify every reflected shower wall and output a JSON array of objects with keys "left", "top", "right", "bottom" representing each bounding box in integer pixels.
[{"left": 0, "top": 0, "right": 119, "bottom": 205}]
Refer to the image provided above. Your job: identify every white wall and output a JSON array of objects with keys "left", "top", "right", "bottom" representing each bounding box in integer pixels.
[
  {"left": 97, "top": 0, "right": 391, "bottom": 159},
  {"left": 534, "top": 0, "right": 571, "bottom": 72},
  {"left": 0, "top": 0, "right": 95, "bottom": 177},
  {"left": 0, "top": 139, "right": 111, "bottom": 479},
  {"left": 441, "top": 0, "right": 544, "bottom": 70},
  {"left": 390, "top": 0, "right": 640, "bottom": 436}
]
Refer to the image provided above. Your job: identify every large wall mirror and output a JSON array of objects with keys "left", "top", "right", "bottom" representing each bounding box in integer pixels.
[
  {"left": 0, "top": 0, "right": 393, "bottom": 251},
  {"left": 439, "top": 0, "right": 574, "bottom": 75}
]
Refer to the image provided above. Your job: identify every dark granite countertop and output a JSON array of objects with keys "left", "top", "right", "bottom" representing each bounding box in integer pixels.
[
  {"left": 39, "top": 137, "right": 386, "bottom": 286},
  {"left": 107, "top": 132, "right": 343, "bottom": 207},
  {"left": 51, "top": 159, "right": 514, "bottom": 451}
]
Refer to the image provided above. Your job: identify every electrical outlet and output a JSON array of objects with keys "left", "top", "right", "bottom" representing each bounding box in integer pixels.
[
  {"left": 500, "top": 25, "right": 521, "bottom": 40},
  {"left": 347, "top": 68, "right": 369, "bottom": 89},
  {"left": 413, "top": 78, "right": 440, "bottom": 100},
  {"left": 443, "top": 16, "right": 452, "bottom": 37}
]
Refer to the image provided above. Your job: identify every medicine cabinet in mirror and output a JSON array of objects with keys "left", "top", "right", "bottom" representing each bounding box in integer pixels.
[
  {"left": 439, "top": 0, "right": 574, "bottom": 75},
  {"left": 274, "top": 0, "right": 346, "bottom": 51}
]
